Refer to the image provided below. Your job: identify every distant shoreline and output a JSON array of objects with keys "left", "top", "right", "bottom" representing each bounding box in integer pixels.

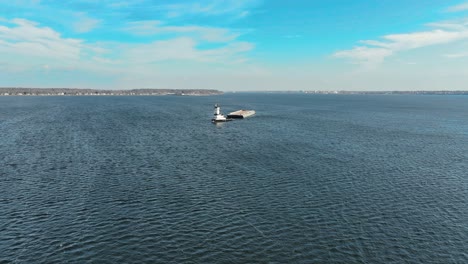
[
  {"left": 0, "top": 88, "right": 223, "bottom": 96},
  {"left": 1, "top": 88, "right": 467, "bottom": 96},
  {"left": 301, "top": 90, "right": 468, "bottom": 95},
  {"left": 229, "top": 90, "right": 468, "bottom": 95}
]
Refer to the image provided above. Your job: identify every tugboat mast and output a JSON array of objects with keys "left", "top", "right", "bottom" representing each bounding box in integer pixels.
[{"left": 214, "top": 104, "right": 221, "bottom": 116}]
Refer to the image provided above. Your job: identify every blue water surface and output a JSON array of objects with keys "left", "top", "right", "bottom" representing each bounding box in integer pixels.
[{"left": 1, "top": 94, "right": 467, "bottom": 263}]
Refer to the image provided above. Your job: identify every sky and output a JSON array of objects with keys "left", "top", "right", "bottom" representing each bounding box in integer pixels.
[{"left": 2, "top": 0, "right": 468, "bottom": 91}]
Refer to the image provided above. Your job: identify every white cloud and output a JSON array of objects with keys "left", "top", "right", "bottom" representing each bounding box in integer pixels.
[
  {"left": 446, "top": 2, "right": 468, "bottom": 12},
  {"left": 73, "top": 13, "right": 101, "bottom": 33},
  {"left": 114, "top": 36, "right": 253, "bottom": 65},
  {"left": 4, "top": 0, "right": 41, "bottom": 7},
  {"left": 334, "top": 47, "right": 393, "bottom": 67},
  {"left": 0, "top": 18, "right": 83, "bottom": 60},
  {"left": 383, "top": 30, "right": 468, "bottom": 49},
  {"left": 201, "top": 41, "right": 254, "bottom": 62},
  {"left": 427, "top": 18, "right": 468, "bottom": 30},
  {"left": 107, "top": 1, "right": 136, "bottom": 8},
  {"left": 0, "top": 19, "right": 254, "bottom": 88},
  {"left": 334, "top": 19, "right": 468, "bottom": 67},
  {"left": 445, "top": 52, "right": 468, "bottom": 58},
  {"left": 123, "top": 37, "right": 200, "bottom": 63},
  {"left": 0, "top": 17, "right": 252, "bottom": 64},
  {"left": 161, "top": 0, "right": 259, "bottom": 19},
  {"left": 124, "top": 20, "right": 239, "bottom": 42}
]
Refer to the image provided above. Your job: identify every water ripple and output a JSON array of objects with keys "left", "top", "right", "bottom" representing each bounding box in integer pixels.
[{"left": 0, "top": 95, "right": 467, "bottom": 263}]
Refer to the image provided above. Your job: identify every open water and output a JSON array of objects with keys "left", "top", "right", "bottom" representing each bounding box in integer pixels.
[{"left": 0, "top": 94, "right": 467, "bottom": 263}]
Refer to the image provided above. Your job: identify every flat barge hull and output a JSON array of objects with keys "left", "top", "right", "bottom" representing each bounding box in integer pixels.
[{"left": 227, "top": 110, "right": 256, "bottom": 119}]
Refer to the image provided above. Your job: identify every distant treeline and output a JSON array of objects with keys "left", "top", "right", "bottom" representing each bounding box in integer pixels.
[
  {"left": 0, "top": 88, "right": 223, "bottom": 96},
  {"left": 304, "top": 90, "right": 468, "bottom": 95}
]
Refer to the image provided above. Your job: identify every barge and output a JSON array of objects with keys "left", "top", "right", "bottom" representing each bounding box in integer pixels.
[{"left": 227, "top": 110, "right": 256, "bottom": 119}]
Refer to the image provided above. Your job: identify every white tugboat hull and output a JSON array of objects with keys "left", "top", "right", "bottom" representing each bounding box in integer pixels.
[{"left": 211, "top": 117, "right": 232, "bottom": 123}]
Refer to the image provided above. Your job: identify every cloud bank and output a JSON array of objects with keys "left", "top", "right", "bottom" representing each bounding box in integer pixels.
[{"left": 334, "top": 18, "right": 468, "bottom": 68}]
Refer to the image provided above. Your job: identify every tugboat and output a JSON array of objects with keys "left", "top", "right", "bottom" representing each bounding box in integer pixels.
[{"left": 211, "top": 104, "right": 231, "bottom": 123}]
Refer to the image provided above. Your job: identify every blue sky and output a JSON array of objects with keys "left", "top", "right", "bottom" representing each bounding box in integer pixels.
[{"left": 1, "top": 0, "right": 468, "bottom": 91}]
